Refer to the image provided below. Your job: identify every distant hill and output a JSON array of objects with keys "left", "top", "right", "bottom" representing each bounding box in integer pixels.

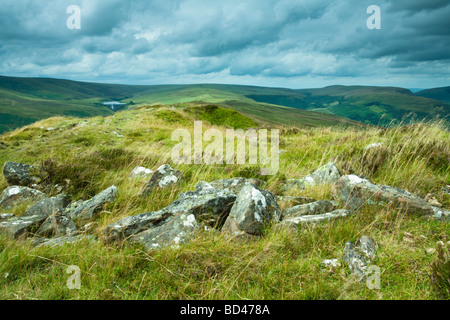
[
  {"left": 0, "top": 75, "right": 448, "bottom": 133},
  {"left": 415, "top": 86, "right": 450, "bottom": 104}
]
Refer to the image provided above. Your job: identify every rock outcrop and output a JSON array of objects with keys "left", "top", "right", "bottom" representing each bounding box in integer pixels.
[
  {"left": 281, "top": 200, "right": 336, "bottom": 220},
  {"left": 282, "top": 162, "right": 341, "bottom": 192},
  {"left": 0, "top": 186, "right": 46, "bottom": 210},
  {"left": 140, "top": 164, "right": 183, "bottom": 196},
  {"left": 68, "top": 186, "right": 118, "bottom": 222},
  {"left": 278, "top": 209, "right": 350, "bottom": 228},
  {"left": 343, "top": 236, "right": 378, "bottom": 280},
  {"left": 2, "top": 161, "right": 47, "bottom": 187}
]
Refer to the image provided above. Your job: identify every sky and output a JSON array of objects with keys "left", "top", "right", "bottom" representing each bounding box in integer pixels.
[{"left": 0, "top": 0, "right": 449, "bottom": 89}]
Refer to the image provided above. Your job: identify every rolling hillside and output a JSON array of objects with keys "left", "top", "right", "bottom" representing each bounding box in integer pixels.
[
  {"left": 0, "top": 75, "right": 449, "bottom": 133},
  {"left": 416, "top": 86, "right": 450, "bottom": 104}
]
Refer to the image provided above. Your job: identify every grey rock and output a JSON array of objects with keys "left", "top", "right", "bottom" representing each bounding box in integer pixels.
[
  {"left": 23, "top": 194, "right": 71, "bottom": 218},
  {"left": 281, "top": 200, "right": 336, "bottom": 220},
  {"left": 276, "top": 196, "right": 317, "bottom": 208},
  {"left": 364, "top": 142, "right": 383, "bottom": 150},
  {"left": 68, "top": 186, "right": 118, "bottom": 222},
  {"left": 0, "top": 213, "right": 14, "bottom": 221},
  {"left": 332, "top": 175, "right": 435, "bottom": 216},
  {"left": 129, "top": 166, "right": 153, "bottom": 179},
  {"left": 322, "top": 259, "right": 341, "bottom": 268},
  {"left": 222, "top": 184, "right": 280, "bottom": 236},
  {"left": 0, "top": 186, "right": 46, "bottom": 210},
  {"left": 36, "top": 210, "right": 77, "bottom": 238},
  {"left": 209, "top": 177, "right": 266, "bottom": 195},
  {"left": 282, "top": 162, "right": 341, "bottom": 192},
  {"left": 130, "top": 213, "right": 199, "bottom": 250},
  {"left": 104, "top": 182, "right": 236, "bottom": 243},
  {"left": 3, "top": 161, "right": 47, "bottom": 187},
  {"left": 0, "top": 214, "right": 47, "bottom": 239},
  {"left": 36, "top": 235, "right": 96, "bottom": 248},
  {"left": 343, "top": 236, "right": 378, "bottom": 281},
  {"left": 431, "top": 206, "right": 450, "bottom": 221},
  {"left": 278, "top": 209, "right": 349, "bottom": 228},
  {"left": 140, "top": 164, "right": 183, "bottom": 196}
]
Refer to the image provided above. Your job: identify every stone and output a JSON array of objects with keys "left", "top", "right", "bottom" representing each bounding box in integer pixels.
[
  {"left": 36, "top": 210, "right": 77, "bottom": 238},
  {"left": 276, "top": 196, "right": 317, "bottom": 208},
  {"left": 0, "top": 186, "right": 46, "bottom": 210},
  {"left": 322, "top": 259, "right": 341, "bottom": 269},
  {"left": 343, "top": 236, "right": 378, "bottom": 281},
  {"left": 332, "top": 175, "right": 435, "bottom": 216},
  {"left": 431, "top": 206, "right": 450, "bottom": 221},
  {"left": 0, "top": 213, "right": 14, "bottom": 221},
  {"left": 281, "top": 162, "right": 341, "bottom": 192},
  {"left": 209, "top": 177, "right": 266, "bottom": 195},
  {"left": 140, "top": 164, "right": 184, "bottom": 196},
  {"left": 68, "top": 186, "right": 118, "bottom": 222},
  {"left": 0, "top": 214, "right": 47, "bottom": 239},
  {"left": 222, "top": 184, "right": 279, "bottom": 236},
  {"left": 129, "top": 166, "right": 153, "bottom": 179},
  {"left": 278, "top": 209, "right": 349, "bottom": 228},
  {"left": 281, "top": 200, "right": 336, "bottom": 220},
  {"left": 36, "top": 235, "right": 96, "bottom": 248},
  {"left": 104, "top": 182, "right": 236, "bottom": 243},
  {"left": 23, "top": 194, "right": 71, "bottom": 218},
  {"left": 130, "top": 213, "right": 199, "bottom": 250},
  {"left": 3, "top": 161, "right": 47, "bottom": 187}
]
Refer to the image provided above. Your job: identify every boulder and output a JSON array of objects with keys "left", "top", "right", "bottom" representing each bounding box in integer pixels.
[
  {"left": 68, "top": 186, "right": 118, "bottom": 222},
  {"left": 23, "top": 194, "right": 71, "bottom": 217},
  {"left": 343, "top": 236, "right": 378, "bottom": 280},
  {"left": 222, "top": 184, "right": 280, "bottom": 236},
  {"left": 282, "top": 162, "right": 341, "bottom": 192},
  {"left": 3, "top": 161, "right": 47, "bottom": 187},
  {"left": 0, "top": 214, "right": 47, "bottom": 239},
  {"left": 129, "top": 166, "right": 153, "bottom": 179},
  {"left": 36, "top": 210, "right": 77, "bottom": 238},
  {"left": 332, "top": 175, "right": 435, "bottom": 216},
  {"left": 209, "top": 177, "right": 266, "bottom": 194},
  {"left": 140, "top": 164, "right": 183, "bottom": 196},
  {"left": 104, "top": 182, "right": 236, "bottom": 244},
  {"left": 278, "top": 209, "right": 349, "bottom": 228},
  {"left": 0, "top": 213, "right": 14, "bottom": 221},
  {"left": 0, "top": 186, "right": 46, "bottom": 210},
  {"left": 130, "top": 213, "right": 199, "bottom": 250},
  {"left": 281, "top": 200, "right": 336, "bottom": 220},
  {"left": 36, "top": 235, "right": 96, "bottom": 248}
]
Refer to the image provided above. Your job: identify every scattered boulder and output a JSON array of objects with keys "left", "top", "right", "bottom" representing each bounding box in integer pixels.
[
  {"left": 3, "top": 161, "right": 47, "bottom": 187},
  {"left": 36, "top": 210, "right": 77, "bottom": 238},
  {"left": 0, "top": 213, "right": 14, "bottom": 221},
  {"left": 332, "top": 175, "right": 435, "bottom": 216},
  {"left": 282, "top": 162, "right": 341, "bottom": 193},
  {"left": 129, "top": 166, "right": 153, "bottom": 179},
  {"left": 23, "top": 194, "right": 71, "bottom": 218},
  {"left": 278, "top": 209, "right": 350, "bottom": 229},
  {"left": 104, "top": 182, "right": 236, "bottom": 244},
  {"left": 281, "top": 200, "right": 336, "bottom": 220},
  {"left": 36, "top": 235, "right": 96, "bottom": 248},
  {"left": 68, "top": 186, "right": 118, "bottom": 222},
  {"left": 140, "top": 164, "right": 184, "bottom": 196},
  {"left": 343, "top": 236, "right": 378, "bottom": 280},
  {"left": 222, "top": 184, "right": 280, "bottom": 236},
  {"left": 209, "top": 177, "right": 266, "bottom": 194},
  {"left": 129, "top": 213, "right": 199, "bottom": 250},
  {"left": 0, "top": 214, "right": 47, "bottom": 239},
  {"left": 0, "top": 186, "right": 46, "bottom": 210}
]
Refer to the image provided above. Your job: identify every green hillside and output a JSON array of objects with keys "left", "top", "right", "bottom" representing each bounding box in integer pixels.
[{"left": 416, "top": 86, "right": 450, "bottom": 104}]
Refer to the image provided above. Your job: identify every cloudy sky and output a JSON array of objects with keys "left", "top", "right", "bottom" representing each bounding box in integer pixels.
[{"left": 0, "top": 0, "right": 449, "bottom": 89}]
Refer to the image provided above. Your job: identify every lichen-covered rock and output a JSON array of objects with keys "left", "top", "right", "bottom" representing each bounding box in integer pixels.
[
  {"left": 23, "top": 194, "right": 71, "bottom": 217},
  {"left": 281, "top": 162, "right": 341, "bottom": 192},
  {"left": 129, "top": 166, "right": 153, "bottom": 179},
  {"left": 343, "top": 236, "right": 378, "bottom": 280},
  {"left": 36, "top": 235, "right": 96, "bottom": 248},
  {"left": 209, "top": 177, "right": 266, "bottom": 195},
  {"left": 0, "top": 186, "right": 46, "bottom": 210},
  {"left": 281, "top": 200, "right": 336, "bottom": 220},
  {"left": 68, "top": 186, "right": 118, "bottom": 222},
  {"left": 0, "top": 213, "right": 14, "bottom": 221},
  {"left": 222, "top": 184, "right": 280, "bottom": 236},
  {"left": 140, "top": 164, "right": 183, "bottom": 196},
  {"left": 278, "top": 209, "right": 349, "bottom": 228},
  {"left": 36, "top": 210, "right": 77, "bottom": 238},
  {"left": 332, "top": 175, "right": 435, "bottom": 216},
  {"left": 104, "top": 182, "right": 236, "bottom": 243},
  {"left": 432, "top": 206, "right": 450, "bottom": 221},
  {"left": 0, "top": 214, "right": 47, "bottom": 239},
  {"left": 130, "top": 213, "right": 199, "bottom": 250},
  {"left": 3, "top": 161, "right": 47, "bottom": 187}
]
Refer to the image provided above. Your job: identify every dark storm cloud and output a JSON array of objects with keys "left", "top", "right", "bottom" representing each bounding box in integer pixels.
[{"left": 0, "top": 0, "right": 448, "bottom": 88}]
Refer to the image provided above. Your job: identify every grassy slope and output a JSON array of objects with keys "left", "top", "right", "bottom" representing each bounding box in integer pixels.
[
  {"left": 0, "top": 104, "right": 448, "bottom": 300},
  {"left": 416, "top": 86, "right": 450, "bottom": 104}
]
